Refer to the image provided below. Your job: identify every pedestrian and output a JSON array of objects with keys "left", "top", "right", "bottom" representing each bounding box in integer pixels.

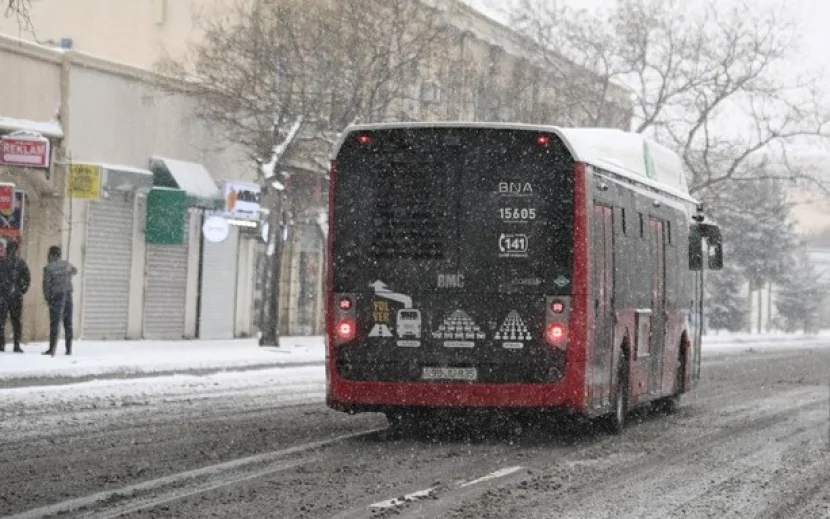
[
  {"left": 0, "top": 241, "right": 31, "bottom": 353},
  {"left": 42, "top": 245, "right": 77, "bottom": 356}
]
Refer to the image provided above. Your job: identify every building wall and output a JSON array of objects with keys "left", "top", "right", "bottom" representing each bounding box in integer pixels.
[
  {"left": 0, "top": 0, "right": 244, "bottom": 70},
  {"left": 0, "top": 39, "right": 66, "bottom": 342},
  {"left": 65, "top": 57, "right": 250, "bottom": 180},
  {"left": 0, "top": 34, "right": 256, "bottom": 341}
]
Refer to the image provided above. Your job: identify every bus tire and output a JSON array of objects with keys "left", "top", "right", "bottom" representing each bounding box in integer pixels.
[
  {"left": 657, "top": 346, "right": 684, "bottom": 414},
  {"left": 607, "top": 354, "right": 629, "bottom": 434}
]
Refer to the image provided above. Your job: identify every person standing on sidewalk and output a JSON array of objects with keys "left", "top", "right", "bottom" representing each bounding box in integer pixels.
[
  {"left": 0, "top": 241, "right": 31, "bottom": 353},
  {"left": 42, "top": 246, "right": 77, "bottom": 356}
]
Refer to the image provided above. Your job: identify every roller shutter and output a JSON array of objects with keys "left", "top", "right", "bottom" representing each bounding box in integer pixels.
[
  {"left": 198, "top": 225, "right": 239, "bottom": 339},
  {"left": 82, "top": 196, "right": 134, "bottom": 340}
]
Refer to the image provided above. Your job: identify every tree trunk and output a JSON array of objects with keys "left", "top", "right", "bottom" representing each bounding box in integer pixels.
[{"left": 259, "top": 194, "right": 284, "bottom": 346}]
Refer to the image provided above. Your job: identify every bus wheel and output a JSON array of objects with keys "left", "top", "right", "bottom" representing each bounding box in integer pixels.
[
  {"left": 606, "top": 356, "right": 629, "bottom": 435},
  {"left": 656, "top": 349, "right": 684, "bottom": 414}
]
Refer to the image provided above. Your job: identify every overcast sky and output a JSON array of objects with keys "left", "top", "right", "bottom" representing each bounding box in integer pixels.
[{"left": 465, "top": 0, "right": 830, "bottom": 86}]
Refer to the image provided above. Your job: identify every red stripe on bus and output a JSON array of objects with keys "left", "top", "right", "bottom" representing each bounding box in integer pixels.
[
  {"left": 325, "top": 159, "right": 338, "bottom": 402},
  {"left": 568, "top": 161, "right": 590, "bottom": 407}
]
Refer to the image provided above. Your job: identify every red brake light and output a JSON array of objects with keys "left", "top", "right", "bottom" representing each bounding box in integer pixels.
[
  {"left": 545, "top": 323, "right": 568, "bottom": 345},
  {"left": 536, "top": 135, "right": 550, "bottom": 146},
  {"left": 338, "top": 297, "right": 352, "bottom": 311},
  {"left": 550, "top": 301, "right": 565, "bottom": 313},
  {"left": 336, "top": 319, "right": 356, "bottom": 341}
]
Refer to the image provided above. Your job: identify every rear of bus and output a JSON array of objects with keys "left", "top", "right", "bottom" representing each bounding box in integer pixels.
[{"left": 326, "top": 125, "right": 588, "bottom": 415}]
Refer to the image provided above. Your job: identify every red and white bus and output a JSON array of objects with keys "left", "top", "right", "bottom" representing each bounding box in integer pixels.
[{"left": 325, "top": 123, "right": 723, "bottom": 433}]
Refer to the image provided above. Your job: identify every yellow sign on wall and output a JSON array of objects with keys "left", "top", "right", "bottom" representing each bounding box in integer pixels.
[{"left": 68, "top": 164, "right": 102, "bottom": 200}]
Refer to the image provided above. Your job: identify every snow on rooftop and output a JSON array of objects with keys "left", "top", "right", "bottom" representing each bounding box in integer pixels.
[
  {"left": 0, "top": 117, "right": 64, "bottom": 139},
  {"left": 101, "top": 163, "right": 153, "bottom": 176},
  {"left": 151, "top": 156, "right": 220, "bottom": 199},
  {"left": 558, "top": 127, "right": 692, "bottom": 199}
]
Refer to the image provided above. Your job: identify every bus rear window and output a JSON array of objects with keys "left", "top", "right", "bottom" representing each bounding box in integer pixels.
[{"left": 332, "top": 127, "right": 575, "bottom": 295}]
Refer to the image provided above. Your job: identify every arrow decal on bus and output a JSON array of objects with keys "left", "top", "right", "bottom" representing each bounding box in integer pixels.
[{"left": 369, "top": 280, "right": 413, "bottom": 309}]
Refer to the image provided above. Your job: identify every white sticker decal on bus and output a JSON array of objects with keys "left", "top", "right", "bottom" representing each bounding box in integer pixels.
[
  {"left": 396, "top": 309, "right": 422, "bottom": 339},
  {"left": 498, "top": 182, "right": 533, "bottom": 195},
  {"left": 437, "top": 273, "right": 465, "bottom": 288},
  {"left": 502, "top": 342, "right": 524, "bottom": 349},
  {"left": 498, "top": 233, "right": 529, "bottom": 258},
  {"left": 432, "top": 310, "right": 486, "bottom": 341},
  {"left": 369, "top": 324, "right": 394, "bottom": 337},
  {"left": 494, "top": 311, "right": 532, "bottom": 341},
  {"left": 498, "top": 208, "right": 537, "bottom": 221},
  {"left": 370, "top": 280, "right": 413, "bottom": 308}
]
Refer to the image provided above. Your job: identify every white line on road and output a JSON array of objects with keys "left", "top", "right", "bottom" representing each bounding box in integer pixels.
[
  {"left": 92, "top": 458, "right": 317, "bottom": 519},
  {"left": 369, "top": 488, "right": 438, "bottom": 510},
  {"left": 367, "top": 465, "right": 526, "bottom": 513},
  {"left": 459, "top": 465, "right": 525, "bottom": 488},
  {"left": 7, "top": 428, "right": 384, "bottom": 519}
]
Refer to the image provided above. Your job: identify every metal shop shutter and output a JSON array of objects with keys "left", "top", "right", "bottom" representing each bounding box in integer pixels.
[
  {"left": 82, "top": 196, "right": 135, "bottom": 340},
  {"left": 199, "top": 225, "right": 240, "bottom": 339},
  {"left": 143, "top": 220, "right": 189, "bottom": 340}
]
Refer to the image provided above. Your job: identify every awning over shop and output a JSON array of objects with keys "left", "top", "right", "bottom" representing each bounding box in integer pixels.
[
  {"left": 149, "top": 156, "right": 221, "bottom": 201},
  {"left": 0, "top": 117, "right": 64, "bottom": 139}
]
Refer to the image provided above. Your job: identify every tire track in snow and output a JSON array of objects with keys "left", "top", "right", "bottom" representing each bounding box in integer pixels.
[{"left": 442, "top": 387, "right": 829, "bottom": 519}]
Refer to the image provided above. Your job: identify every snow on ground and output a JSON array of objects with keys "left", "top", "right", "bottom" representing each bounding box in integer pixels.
[
  {"left": 2, "top": 332, "right": 829, "bottom": 388},
  {"left": 701, "top": 330, "right": 830, "bottom": 351},
  {"left": 0, "top": 337, "right": 324, "bottom": 381},
  {"left": 0, "top": 366, "right": 324, "bottom": 409}
]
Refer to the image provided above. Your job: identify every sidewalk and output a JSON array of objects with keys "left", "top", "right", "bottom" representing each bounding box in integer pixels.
[
  {"left": 1, "top": 332, "right": 829, "bottom": 389},
  {"left": 0, "top": 337, "right": 324, "bottom": 388}
]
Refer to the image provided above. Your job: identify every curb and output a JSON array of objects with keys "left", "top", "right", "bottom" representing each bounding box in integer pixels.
[{"left": 0, "top": 360, "right": 325, "bottom": 390}]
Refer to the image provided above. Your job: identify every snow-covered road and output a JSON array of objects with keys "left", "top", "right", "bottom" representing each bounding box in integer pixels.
[{"left": 1, "top": 338, "right": 829, "bottom": 518}]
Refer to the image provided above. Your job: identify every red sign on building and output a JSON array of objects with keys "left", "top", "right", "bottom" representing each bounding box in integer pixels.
[
  {"left": 0, "top": 135, "right": 51, "bottom": 168},
  {"left": 0, "top": 184, "right": 14, "bottom": 215}
]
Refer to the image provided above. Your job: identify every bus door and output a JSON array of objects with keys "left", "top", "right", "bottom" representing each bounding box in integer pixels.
[
  {"left": 648, "top": 218, "right": 667, "bottom": 395},
  {"left": 591, "top": 204, "right": 615, "bottom": 407}
]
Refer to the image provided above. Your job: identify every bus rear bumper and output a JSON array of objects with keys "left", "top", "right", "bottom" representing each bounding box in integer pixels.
[{"left": 327, "top": 379, "right": 585, "bottom": 414}]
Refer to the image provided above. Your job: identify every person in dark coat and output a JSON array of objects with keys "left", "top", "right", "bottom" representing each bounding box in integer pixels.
[
  {"left": 0, "top": 241, "right": 31, "bottom": 353},
  {"left": 42, "top": 245, "right": 77, "bottom": 356}
]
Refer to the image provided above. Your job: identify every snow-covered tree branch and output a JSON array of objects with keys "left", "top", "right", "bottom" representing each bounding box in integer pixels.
[{"left": 511, "top": 0, "right": 830, "bottom": 196}]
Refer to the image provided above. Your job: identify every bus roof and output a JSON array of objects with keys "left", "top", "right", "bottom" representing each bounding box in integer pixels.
[{"left": 333, "top": 122, "right": 698, "bottom": 204}]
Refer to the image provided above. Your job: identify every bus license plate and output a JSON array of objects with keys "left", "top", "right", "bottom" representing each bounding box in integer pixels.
[{"left": 422, "top": 367, "right": 477, "bottom": 381}]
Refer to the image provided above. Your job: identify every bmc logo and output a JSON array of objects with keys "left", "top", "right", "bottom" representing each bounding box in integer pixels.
[
  {"left": 437, "top": 274, "right": 465, "bottom": 288},
  {"left": 498, "top": 182, "right": 533, "bottom": 194}
]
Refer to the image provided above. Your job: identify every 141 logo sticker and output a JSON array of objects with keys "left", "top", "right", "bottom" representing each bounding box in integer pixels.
[{"left": 498, "top": 233, "right": 529, "bottom": 258}]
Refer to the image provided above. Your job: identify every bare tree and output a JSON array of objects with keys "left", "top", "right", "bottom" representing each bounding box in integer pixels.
[
  {"left": 159, "top": 0, "right": 450, "bottom": 160},
  {"left": 511, "top": 0, "right": 830, "bottom": 196},
  {"left": 4, "top": 0, "right": 32, "bottom": 31},
  {"left": 158, "top": 0, "right": 451, "bottom": 342}
]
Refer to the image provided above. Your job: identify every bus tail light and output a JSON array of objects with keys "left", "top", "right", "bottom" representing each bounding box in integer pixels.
[
  {"left": 332, "top": 292, "right": 357, "bottom": 345},
  {"left": 545, "top": 323, "right": 568, "bottom": 347},
  {"left": 544, "top": 296, "right": 571, "bottom": 350},
  {"left": 336, "top": 319, "right": 356, "bottom": 341}
]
